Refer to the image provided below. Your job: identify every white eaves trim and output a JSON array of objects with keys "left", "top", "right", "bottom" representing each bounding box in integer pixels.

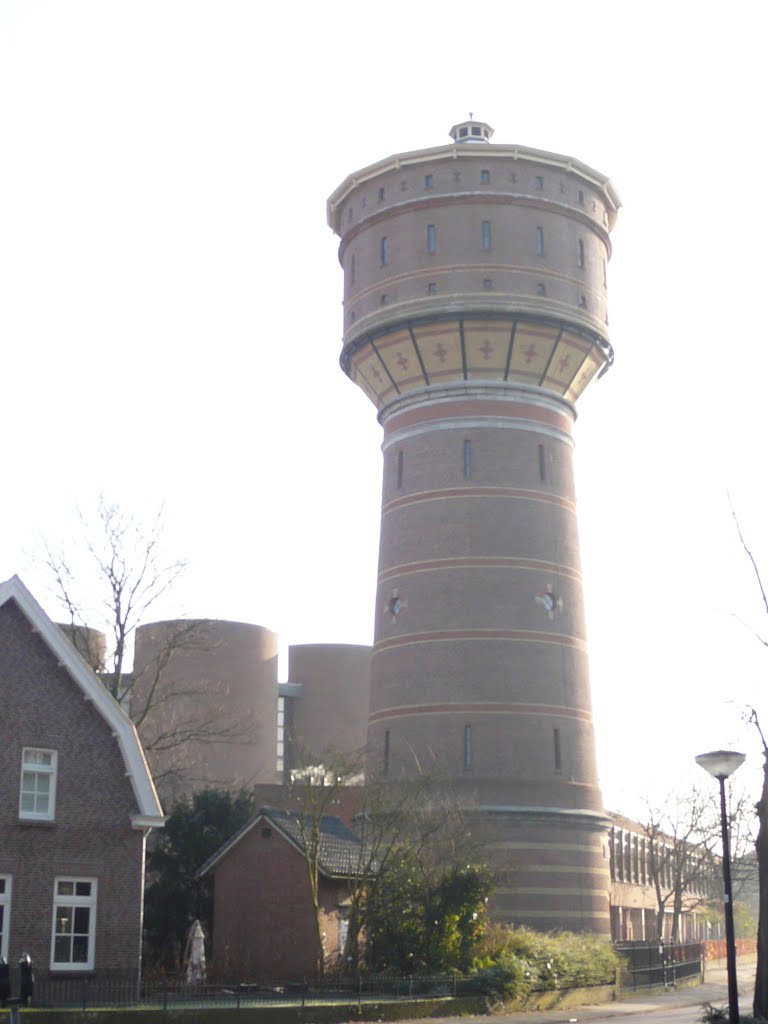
[{"left": 0, "top": 575, "right": 165, "bottom": 829}]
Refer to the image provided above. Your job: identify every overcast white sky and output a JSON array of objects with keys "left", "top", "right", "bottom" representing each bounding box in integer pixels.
[{"left": 1, "top": 0, "right": 767, "bottom": 816}]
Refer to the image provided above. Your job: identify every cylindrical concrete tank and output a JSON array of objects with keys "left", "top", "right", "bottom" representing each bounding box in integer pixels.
[
  {"left": 285, "top": 644, "right": 371, "bottom": 771},
  {"left": 133, "top": 619, "right": 279, "bottom": 801},
  {"left": 57, "top": 623, "right": 107, "bottom": 673}
]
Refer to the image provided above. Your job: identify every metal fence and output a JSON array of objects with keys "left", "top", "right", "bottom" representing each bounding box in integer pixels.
[
  {"left": 1, "top": 970, "right": 488, "bottom": 1012},
  {"left": 0, "top": 945, "right": 695, "bottom": 1010},
  {"left": 615, "top": 940, "right": 704, "bottom": 990}
]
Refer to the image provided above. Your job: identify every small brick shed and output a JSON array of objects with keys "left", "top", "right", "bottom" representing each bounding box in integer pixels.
[{"left": 199, "top": 808, "right": 363, "bottom": 981}]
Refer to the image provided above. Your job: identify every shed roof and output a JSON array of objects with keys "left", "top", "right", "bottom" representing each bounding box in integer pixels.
[{"left": 198, "top": 806, "right": 364, "bottom": 879}]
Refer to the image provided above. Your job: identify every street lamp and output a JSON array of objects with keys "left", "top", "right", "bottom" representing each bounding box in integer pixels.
[{"left": 696, "top": 749, "right": 746, "bottom": 1024}]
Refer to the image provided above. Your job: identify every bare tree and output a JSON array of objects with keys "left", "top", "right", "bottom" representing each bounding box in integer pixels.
[
  {"left": 641, "top": 789, "right": 722, "bottom": 942},
  {"left": 729, "top": 501, "right": 768, "bottom": 1018},
  {"left": 44, "top": 498, "right": 247, "bottom": 790},
  {"left": 286, "top": 751, "right": 481, "bottom": 978}
]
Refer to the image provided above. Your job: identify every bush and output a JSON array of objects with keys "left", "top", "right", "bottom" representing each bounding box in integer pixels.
[
  {"left": 469, "top": 950, "right": 530, "bottom": 1000},
  {"left": 471, "top": 925, "right": 620, "bottom": 998}
]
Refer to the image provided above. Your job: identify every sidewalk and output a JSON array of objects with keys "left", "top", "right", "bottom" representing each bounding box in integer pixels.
[{"left": 412, "top": 962, "right": 756, "bottom": 1024}]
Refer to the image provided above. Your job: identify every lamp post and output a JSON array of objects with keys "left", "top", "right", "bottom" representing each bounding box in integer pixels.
[{"left": 696, "top": 749, "right": 746, "bottom": 1024}]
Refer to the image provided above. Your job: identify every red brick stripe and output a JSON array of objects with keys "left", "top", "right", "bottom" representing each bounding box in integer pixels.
[
  {"left": 373, "top": 629, "right": 587, "bottom": 653},
  {"left": 368, "top": 702, "right": 594, "bottom": 724},
  {"left": 378, "top": 556, "right": 582, "bottom": 584},
  {"left": 382, "top": 487, "right": 576, "bottom": 516}
]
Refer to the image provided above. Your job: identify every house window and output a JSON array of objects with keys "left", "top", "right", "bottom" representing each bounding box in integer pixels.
[
  {"left": 463, "top": 439, "right": 472, "bottom": 479},
  {"left": 0, "top": 876, "right": 10, "bottom": 960},
  {"left": 578, "top": 239, "right": 585, "bottom": 268},
  {"left": 553, "top": 728, "right": 562, "bottom": 771},
  {"left": 480, "top": 169, "right": 490, "bottom": 184},
  {"left": 424, "top": 173, "right": 434, "bottom": 189},
  {"left": 538, "top": 443, "right": 546, "bottom": 482},
  {"left": 481, "top": 221, "right": 491, "bottom": 250},
  {"left": 380, "top": 293, "right": 389, "bottom": 305},
  {"left": 579, "top": 294, "right": 587, "bottom": 308},
  {"left": 383, "top": 730, "right": 390, "bottom": 775},
  {"left": 578, "top": 189, "right": 584, "bottom": 205},
  {"left": 535, "top": 175, "right": 544, "bottom": 190},
  {"left": 20, "top": 748, "right": 57, "bottom": 821},
  {"left": 483, "top": 277, "right": 493, "bottom": 290},
  {"left": 535, "top": 226, "right": 544, "bottom": 256},
  {"left": 427, "top": 224, "right": 436, "bottom": 254},
  {"left": 464, "top": 725, "right": 473, "bottom": 770},
  {"left": 427, "top": 282, "right": 437, "bottom": 295},
  {"left": 51, "top": 878, "right": 97, "bottom": 971},
  {"left": 380, "top": 237, "right": 389, "bottom": 266},
  {"left": 378, "top": 187, "right": 385, "bottom": 201},
  {"left": 536, "top": 282, "right": 546, "bottom": 296}
]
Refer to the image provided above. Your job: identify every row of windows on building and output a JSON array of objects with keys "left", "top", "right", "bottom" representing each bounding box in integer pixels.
[
  {"left": 609, "top": 826, "right": 712, "bottom": 894},
  {"left": 394, "top": 442, "right": 550, "bottom": 488},
  {"left": 0, "top": 873, "right": 97, "bottom": 969},
  {"left": 381, "top": 725, "right": 564, "bottom": 773},
  {"left": 344, "top": 174, "right": 606, "bottom": 225},
  {"left": 368, "top": 228, "right": 605, "bottom": 271},
  {"left": 362, "top": 282, "right": 603, "bottom": 317}
]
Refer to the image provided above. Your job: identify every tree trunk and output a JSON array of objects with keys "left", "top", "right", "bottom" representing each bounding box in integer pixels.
[{"left": 754, "top": 754, "right": 768, "bottom": 1018}]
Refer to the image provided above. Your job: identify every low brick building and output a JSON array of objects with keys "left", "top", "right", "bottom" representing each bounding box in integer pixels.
[
  {"left": 199, "top": 808, "right": 363, "bottom": 980},
  {"left": 0, "top": 575, "right": 164, "bottom": 984}
]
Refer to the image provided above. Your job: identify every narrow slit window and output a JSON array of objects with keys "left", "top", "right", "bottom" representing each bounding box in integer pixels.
[
  {"left": 424, "top": 173, "right": 434, "bottom": 189},
  {"left": 396, "top": 449, "right": 404, "bottom": 489},
  {"left": 554, "top": 728, "right": 562, "bottom": 771},
  {"left": 481, "top": 220, "right": 491, "bottom": 250},
  {"left": 578, "top": 189, "right": 585, "bottom": 205},
  {"left": 383, "top": 730, "right": 390, "bottom": 775},
  {"left": 0, "top": 876, "right": 10, "bottom": 961},
  {"left": 535, "top": 175, "right": 544, "bottom": 190},
  {"left": 381, "top": 237, "right": 389, "bottom": 266},
  {"left": 378, "top": 186, "right": 385, "bottom": 201},
  {"left": 464, "top": 725, "right": 473, "bottom": 770},
  {"left": 603, "top": 259, "right": 607, "bottom": 287},
  {"left": 538, "top": 444, "right": 546, "bottom": 482},
  {"left": 350, "top": 254, "right": 355, "bottom": 284},
  {"left": 480, "top": 169, "right": 490, "bottom": 184},
  {"left": 427, "top": 224, "right": 436, "bottom": 254},
  {"left": 535, "top": 226, "right": 544, "bottom": 256},
  {"left": 578, "top": 239, "right": 585, "bottom": 268},
  {"left": 463, "top": 439, "right": 472, "bottom": 479}
]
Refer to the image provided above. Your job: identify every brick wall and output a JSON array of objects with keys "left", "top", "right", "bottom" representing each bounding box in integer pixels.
[
  {"left": 210, "top": 819, "right": 349, "bottom": 981},
  {"left": 0, "top": 600, "right": 147, "bottom": 980}
]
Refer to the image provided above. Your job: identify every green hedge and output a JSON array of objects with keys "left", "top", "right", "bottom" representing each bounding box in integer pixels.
[{"left": 470, "top": 926, "right": 621, "bottom": 1000}]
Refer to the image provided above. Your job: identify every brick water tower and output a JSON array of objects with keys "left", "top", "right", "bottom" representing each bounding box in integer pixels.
[{"left": 327, "top": 120, "right": 620, "bottom": 932}]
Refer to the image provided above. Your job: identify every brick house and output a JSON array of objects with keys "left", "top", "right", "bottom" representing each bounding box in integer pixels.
[
  {"left": 199, "top": 808, "right": 363, "bottom": 980},
  {"left": 0, "top": 575, "right": 164, "bottom": 984}
]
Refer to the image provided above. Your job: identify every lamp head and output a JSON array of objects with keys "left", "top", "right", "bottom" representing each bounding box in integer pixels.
[{"left": 695, "top": 749, "right": 746, "bottom": 780}]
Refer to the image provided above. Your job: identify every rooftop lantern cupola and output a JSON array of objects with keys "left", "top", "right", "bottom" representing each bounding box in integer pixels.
[{"left": 449, "top": 116, "right": 494, "bottom": 144}]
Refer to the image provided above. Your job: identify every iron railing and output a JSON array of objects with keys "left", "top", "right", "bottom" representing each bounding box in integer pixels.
[{"left": 614, "top": 940, "right": 704, "bottom": 990}]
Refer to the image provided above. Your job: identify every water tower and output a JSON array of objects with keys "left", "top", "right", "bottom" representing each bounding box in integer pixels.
[{"left": 327, "top": 120, "right": 620, "bottom": 931}]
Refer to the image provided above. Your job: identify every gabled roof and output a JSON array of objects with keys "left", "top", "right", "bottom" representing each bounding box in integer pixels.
[
  {"left": 198, "top": 807, "right": 364, "bottom": 879},
  {"left": 0, "top": 575, "right": 164, "bottom": 829}
]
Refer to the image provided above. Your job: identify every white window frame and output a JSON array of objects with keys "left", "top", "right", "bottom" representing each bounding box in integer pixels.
[
  {"left": 0, "top": 876, "right": 11, "bottom": 961},
  {"left": 19, "top": 747, "right": 58, "bottom": 821},
  {"left": 50, "top": 877, "right": 97, "bottom": 971}
]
